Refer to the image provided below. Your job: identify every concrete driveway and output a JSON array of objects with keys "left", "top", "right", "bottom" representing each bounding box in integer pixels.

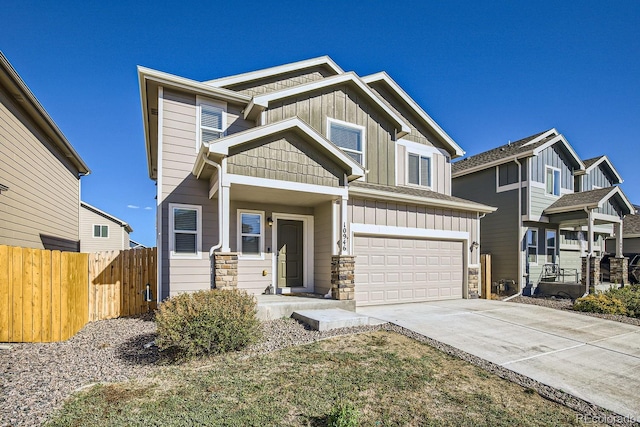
[{"left": 358, "top": 299, "right": 640, "bottom": 420}]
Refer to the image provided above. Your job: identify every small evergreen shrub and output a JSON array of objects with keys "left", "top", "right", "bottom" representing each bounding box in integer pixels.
[
  {"left": 155, "top": 289, "right": 261, "bottom": 358},
  {"left": 608, "top": 285, "right": 640, "bottom": 318},
  {"left": 327, "top": 402, "right": 359, "bottom": 427},
  {"left": 573, "top": 293, "right": 627, "bottom": 316}
]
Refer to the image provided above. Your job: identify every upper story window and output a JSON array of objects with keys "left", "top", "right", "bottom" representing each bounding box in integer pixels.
[
  {"left": 327, "top": 118, "right": 365, "bottom": 165},
  {"left": 197, "top": 98, "right": 227, "bottom": 151},
  {"left": 408, "top": 153, "right": 431, "bottom": 187},
  {"left": 545, "top": 167, "right": 561, "bottom": 196},
  {"left": 169, "top": 203, "right": 202, "bottom": 258},
  {"left": 238, "top": 210, "right": 264, "bottom": 258},
  {"left": 93, "top": 225, "right": 108, "bottom": 238},
  {"left": 526, "top": 228, "right": 538, "bottom": 264}
]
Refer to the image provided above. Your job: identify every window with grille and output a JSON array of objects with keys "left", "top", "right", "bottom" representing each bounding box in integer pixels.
[
  {"left": 328, "top": 119, "right": 364, "bottom": 165},
  {"left": 238, "top": 211, "right": 263, "bottom": 257},
  {"left": 197, "top": 98, "right": 226, "bottom": 151},
  {"left": 93, "top": 225, "right": 108, "bottom": 238},
  {"left": 169, "top": 204, "right": 201, "bottom": 258}
]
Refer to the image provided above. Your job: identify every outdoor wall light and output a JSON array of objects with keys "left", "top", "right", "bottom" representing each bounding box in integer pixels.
[
  {"left": 267, "top": 217, "right": 273, "bottom": 227},
  {"left": 470, "top": 241, "right": 479, "bottom": 252}
]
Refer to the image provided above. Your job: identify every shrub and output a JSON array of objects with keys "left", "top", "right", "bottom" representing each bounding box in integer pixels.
[
  {"left": 573, "top": 293, "right": 627, "bottom": 316},
  {"left": 327, "top": 402, "right": 359, "bottom": 427},
  {"left": 608, "top": 285, "right": 640, "bottom": 318},
  {"left": 155, "top": 289, "right": 261, "bottom": 358}
]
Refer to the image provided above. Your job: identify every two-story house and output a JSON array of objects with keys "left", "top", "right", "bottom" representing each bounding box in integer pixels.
[
  {"left": 79, "top": 201, "right": 133, "bottom": 252},
  {"left": 0, "top": 52, "right": 90, "bottom": 251},
  {"left": 138, "top": 56, "right": 495, "bottom": 305},
  {"left": 452, "top": 129, "right": 634, "bottom": 295}
]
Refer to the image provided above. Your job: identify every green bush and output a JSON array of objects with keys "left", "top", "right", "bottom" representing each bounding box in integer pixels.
[
  {"left": 608, "top": 285, "right": 640, "bottom": 318},
  {"left": 155, "top": 289, "right": 261, "bottom": 359},
  {"left": 573, "top": 293, "right": 627, "bottom": 316},
  {"left": 327, "top": 402, "right": 359, "bottom": 427}
]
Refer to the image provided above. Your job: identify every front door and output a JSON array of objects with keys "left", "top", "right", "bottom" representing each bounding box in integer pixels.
[{"left": 277, "top": 219, "right": 304, "bottom": 288}]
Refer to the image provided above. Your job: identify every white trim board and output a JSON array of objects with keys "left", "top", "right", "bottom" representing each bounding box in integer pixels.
[
  {"left": 225, "top": 173, "right": 348, "bottom": 198},
  {"left": 271, "top": 212, "right": 315, "bottom": 293}
]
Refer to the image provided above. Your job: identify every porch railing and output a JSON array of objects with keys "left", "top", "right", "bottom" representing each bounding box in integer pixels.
[{"left": 537, "top": 263, "right": 579, "bottom": 284}]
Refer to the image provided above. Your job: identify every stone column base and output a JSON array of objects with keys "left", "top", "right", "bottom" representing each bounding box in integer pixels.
[
  {"left": 609, "top": 257, "right": 629, "bottom": 285},
  {"left": 213, "top": 252, "right": 238, "bottom": 290},
  {"left": 331, "top": 255, "right": 355, "bottom": 300},
  {"left": 581, "top": 257, "right": 601, "bottom": 287},
  {"left": 468, "top": 266, "right": 479, "bottom": 299}
]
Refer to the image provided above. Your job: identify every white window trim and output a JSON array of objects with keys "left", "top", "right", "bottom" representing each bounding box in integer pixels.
[
  {"left": 237, "top": 209, "right": 265, "bottom": 260},
  {"left": 526, "top": 228, "right": 538, "bottom": 265},
  {"left": 546, "top": 229, "right": 557, "bottom": 264},
  {"left": 169, "top": 203, "right": 202, "bottom": 259},
  {"left": 92, "top": 224, "right": 109, "bottom": 239},
  {"left": 406, "top": 151, "right": 432, "bottom": 189},
  {"left": 545, "top": 166, "right": 562, "bottom": 197},
  {"left": 196, "top": 96, "right": 227, "bottom": 152},
  {"left": 327, "top": 117, "right": 366, "bottom": 167}
]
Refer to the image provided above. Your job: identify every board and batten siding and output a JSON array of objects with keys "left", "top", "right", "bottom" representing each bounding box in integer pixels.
[
  {"left": 347, "top": 197, "right": 479, "bottom": 264},
  {"left": 396, "top": 143, "right": 450, "bottom": 195},
  {"left": 0, "top": 88, "right": 80, "bottom": 252},
  {"left": 452, "top": 169, "right": 520, "bottom": 282},
  {"left": 160, "top": 89, "right": 219, "bottom": 298},
  {"left": 530, "top": 145, "right": 575, "bottom": 190},
  {"left": 582, "top": 165, "right": 616, "bottom": 191},
  {"left": 79, "top": 207, "right": 129, "bottom": 252},
  {"left": 227, "top": 131, "right": 344, "bottom": 187},
  {"left": 224, "top": 67, "right": 336, "bottom": 97},
  {"left": 263, "top": 86, "right": 396, "bottom": 186}
]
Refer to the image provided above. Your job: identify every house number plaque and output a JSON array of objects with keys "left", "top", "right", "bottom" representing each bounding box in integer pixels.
[{"left": 342, "top": 222, "right": 347, "bottom": 252}]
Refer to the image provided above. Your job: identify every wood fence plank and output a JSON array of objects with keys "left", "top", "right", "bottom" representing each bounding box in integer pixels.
[
  {"left": 60, "top": 252, "right": 70, "bottom": 341},
  {"left": 42, "top": 250, "right": 52, "bottom": 342},
  {"left": 51, "top": 251, "right": 61, "bottom": 341},
  {"left": 21, "top": 248, "right": 34, "bottom": 342},
  {"left": 151, "top": 247, "right": 158, "bottom": 310},
  {"left": 80, "top": 253, "right": 89, "bottom": 328},
  {"left": 32, "top": 249, "right": 42, "bottom": 342},
  {"left": 11, "top": 247, "right": 23, "bottom": 342},
  {"left": 134, "top": 250, "right": 142, "bottom": 315},
  {"left": 87, "top": 253, "right": 95, "bottom": 322},
  {"left": 0, "top": 246, "right": 9, "bottom": 342},
  {"left": 121, "top": 250, "right": 129, "bottom": 317}
]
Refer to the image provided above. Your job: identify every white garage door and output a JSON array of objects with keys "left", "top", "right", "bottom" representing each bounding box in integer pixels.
[{"left": 354, "top": 235, "right": 464, "bottom": 306}]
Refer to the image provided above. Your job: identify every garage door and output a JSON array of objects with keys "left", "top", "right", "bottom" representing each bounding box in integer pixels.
[{"left": 354, "top": 235, "right": 464, "bottom": 306}]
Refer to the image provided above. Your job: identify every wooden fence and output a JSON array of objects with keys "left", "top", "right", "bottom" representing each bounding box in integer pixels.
[
  {"left": 0, "top": 245, "right": 157, "bottom": 343},
  {"left": 480, "top": 254, "right": 492, "bottom": 299}
]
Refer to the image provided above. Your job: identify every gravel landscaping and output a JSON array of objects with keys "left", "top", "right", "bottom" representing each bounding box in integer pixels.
[{"left": 1, "top": 303, "right": 638, "bottom": 427}]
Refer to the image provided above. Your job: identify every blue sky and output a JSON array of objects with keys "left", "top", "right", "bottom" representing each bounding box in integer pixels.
[{"left": 2, "top": 1, "right": 639, "bottom": 246}]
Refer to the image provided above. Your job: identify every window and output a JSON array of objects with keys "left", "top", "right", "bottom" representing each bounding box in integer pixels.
[
  {"left": 238, "top": 210, "right": 264, "bottom": 257},
  {"left": 546, "top": 230, "right": 557, "bottom": 264},
  {"left": 408, "top": 153, "right": 431, "bottom": 187},
  {"left": 93, "top": 225, "right": 108, "bottom": 238},
  {"left": 545, "top": 167, "right": 561, "bottom": 196},
  {"left": 169, "top": 204, "right": 201, "bottom": 258},
  {"left": 197, "top": 98, "right": 226, "bottom": 151},
  {"left": 328, "top": 118, "right": 364, "bottom": 165},
  {"left": 526, "top": 229, "right": 538, "bottom": 264}
]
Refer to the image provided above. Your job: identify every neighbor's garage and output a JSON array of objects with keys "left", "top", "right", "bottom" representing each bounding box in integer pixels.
[{"left": 354, "top": 235, "right": 464, "bottom": 306}]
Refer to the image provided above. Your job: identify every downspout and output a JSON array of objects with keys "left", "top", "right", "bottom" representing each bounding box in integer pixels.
[
  {"left": 583, "top": 207, "right": 591, "bottom": 297},
  {"left": 504, "top": 158, "right": 523, "bottom": 302},
  {"left": 199, "top": 157, "right": 223, "bottom": 256}
]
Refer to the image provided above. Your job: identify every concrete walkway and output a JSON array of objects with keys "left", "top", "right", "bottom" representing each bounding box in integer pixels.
[{"left": 358, "top": 299, "right": 640, "bottom": 420}]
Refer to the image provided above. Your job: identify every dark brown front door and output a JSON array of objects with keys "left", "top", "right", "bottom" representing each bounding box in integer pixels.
[{"left": 277, "top": 219, "right": 304, "bottom": 287}]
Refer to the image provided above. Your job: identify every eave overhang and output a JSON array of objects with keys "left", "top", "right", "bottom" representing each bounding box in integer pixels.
[{"left": 543, "top": 186, "right": 634, "bottom": 216}]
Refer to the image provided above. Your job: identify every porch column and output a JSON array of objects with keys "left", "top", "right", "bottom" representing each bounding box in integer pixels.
[
  {"left": 614, "top": 221, "right": 623, "bottom": 258},
  {"left": 586, "top": 209, "right": 594, "bottom": 294},
  {"left": 221, "top": 183, "right": 231, "bottom": 252},
  {"left": 339, "top": 196, "right": 349, "bottom": 255}
]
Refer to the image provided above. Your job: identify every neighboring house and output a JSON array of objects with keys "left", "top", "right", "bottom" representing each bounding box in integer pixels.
[
  {"left": 0, "top": 52, "right": 90, "bottom": 251},
  {"left": 129, "top": 239, "right": 147, "bottom": 249},
  {"left": 79, "top": 201, "right": 132, "bottom": 252},
  {"left": 138, "top": 56, "right": 495, "bottom": 304},
  {"left": 452, "top": 129, "right": 634, "bottom": 293},
  {"left": 605, "top": 208, "right": 640, "bottom": 254}
]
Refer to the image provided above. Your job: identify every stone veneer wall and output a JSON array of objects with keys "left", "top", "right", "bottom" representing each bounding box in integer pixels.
[
  {"left": 331, "top": 255, "right": 355, "bottom": 300},
  {"left": 609, "top": 257, "right": 629, "bottom": 285},
  {"left": 468, "top": 267, "right": 479, "bottom": 299},
  {"left": 581, "top": 257, "right": 601, "bottom": 287},
  {"left": 213, "top": 252, "right": 238, "bottom": 290}
]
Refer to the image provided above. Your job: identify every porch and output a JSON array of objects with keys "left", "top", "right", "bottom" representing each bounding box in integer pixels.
[{"left": 255, "top": 294, "right": 355, "bottom": 321}]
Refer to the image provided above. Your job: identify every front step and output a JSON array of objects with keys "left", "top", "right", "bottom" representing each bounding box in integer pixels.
[{"left": 292, "top": 308, "right": 372, "bottom": 331}]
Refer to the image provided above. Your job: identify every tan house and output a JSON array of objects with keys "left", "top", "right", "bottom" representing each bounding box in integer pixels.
[
  {"left": 79, "top": 201, "right": 132, "bottom": 252},
  {"left": 0, "top": 52, "right": 89, "bottom": 251},
  {"left": 138, "top": 56, "right": 495, "bottom": 304}
]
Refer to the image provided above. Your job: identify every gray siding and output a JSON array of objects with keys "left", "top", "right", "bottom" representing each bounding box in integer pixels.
[
  {"left": 452, "top": 169, "right": 520, "bottom": 281},
  {"left": 160, "top": 89, "right": 218, "bottom": 298},
  {"left": 597, "top": 198, "right": 624, "bottom": 217},
  {"left": 531, "top": 145, "right": 574, "bottom": 190},
  {"left": 583, "top": 164, "right": 616, "bottom": 191},
  {"left": 0, "top": 87, "right": 80, "bottom": 251},
  {"left": 227, "top": 131, "right": 344, "bottom": 187},
  {"left": 606, "top": 237, "right": 640, "bottom": 254},
  {"left": 396, "top": 142, "right": 450, "bottom": 195},
  {"left": 224, "top": 67, "right": 336, "bottom": 97},
  {"left": 79, "top": 206, "right": 129, "bottom": 252},
  {"left": 530, "top": 186, "right": 553, "bottom": 218},
  {"left": 499, "top": 163, "right": 519, "bottom": 186},
  {"left": 314, "top": 201, "right": 333, "bottom": 296},
  {"left": 264, "top": 86, "right": 396, "bottom": 186}
]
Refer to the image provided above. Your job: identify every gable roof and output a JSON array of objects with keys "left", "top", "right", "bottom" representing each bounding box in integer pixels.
[
  {"left": 204, "top": 56, "right": 344, "bottom": 88},
  {"left": 81, "top": 201, "right": 133, "bottom": 233},
  {"left": 243, "top": 72, "right": 411, "bottom": 137},
  {"left": 576, "top": 155, "right": 623, "bottom": 184},
  {"left": 193, "top": 117, "right": 365, "bottom": 182},
  {"left": 623, "top": 213, "right": 640, "bottom": 237},
  {"left": 361, "top": 72, "right": 465, "bottom": 158},
  {"left": 0, "top": 52, "right": 90, "bottom": 175},
  {"left": 349, "top": 181, "right": 496, "bottom": 213},
  {"left": 544, "top": 186, "right": 634, "bottom": 216},
  {"left": 452, "top": 129, "right": 585, "bottom": 178}
]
